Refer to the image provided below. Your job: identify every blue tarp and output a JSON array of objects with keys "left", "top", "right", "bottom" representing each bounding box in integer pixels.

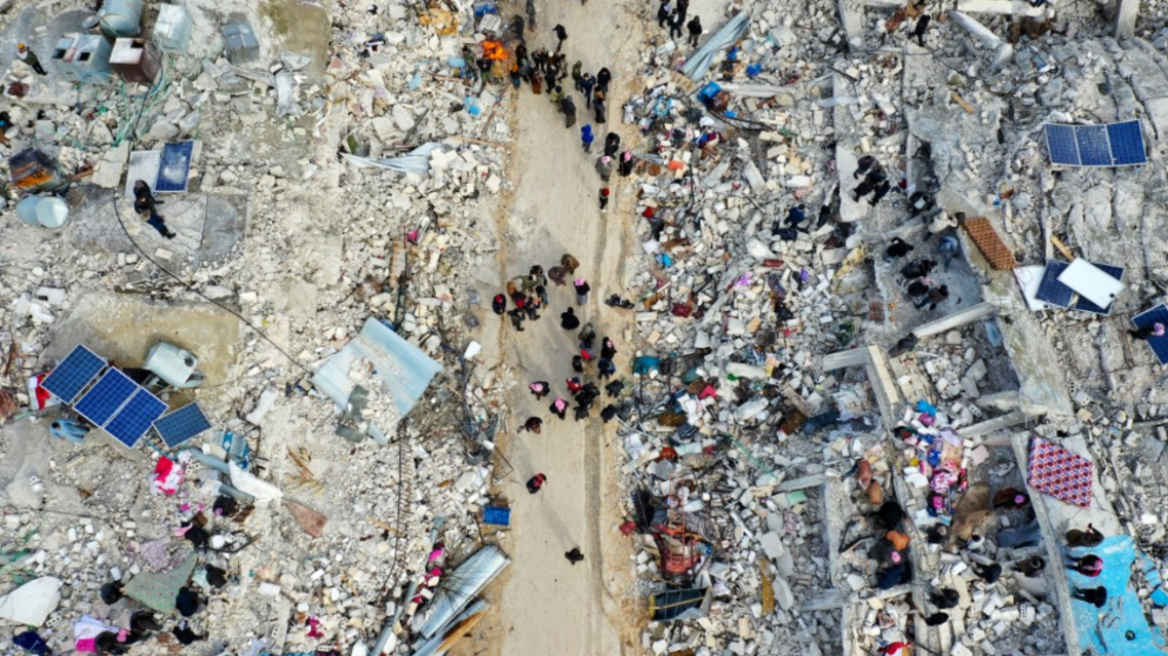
[
  {"left": 483, "top": 506, "right": 511, "bottom": 526},
  {"left": 311, "top": 318, "right": 442, "bottom": 442},
  {"left": 1068, "top": 535, "right": 1167, "bottom": 655}
]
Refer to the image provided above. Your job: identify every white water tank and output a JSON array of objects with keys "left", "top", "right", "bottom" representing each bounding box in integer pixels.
[{"left": 146, "top": 342, "right": 200, "bottom": 388}]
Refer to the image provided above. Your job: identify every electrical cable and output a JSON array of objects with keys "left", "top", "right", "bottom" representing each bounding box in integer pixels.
[{"left": 109, "top": 194, "right": 314, "bottom": 376}]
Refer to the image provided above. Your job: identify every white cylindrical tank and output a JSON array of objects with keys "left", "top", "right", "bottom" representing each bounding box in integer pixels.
[{"left": 99, "top": 0, "right": 143, "bottom": 38}]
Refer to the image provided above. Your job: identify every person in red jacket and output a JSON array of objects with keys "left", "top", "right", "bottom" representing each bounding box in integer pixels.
[{"left": 526, "top": 473, "right": 546, "bottom": 494}]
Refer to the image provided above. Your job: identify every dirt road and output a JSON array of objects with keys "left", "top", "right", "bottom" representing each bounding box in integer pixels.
[{"left": 464, "top": 0, "right": 646, "bottom": 653}]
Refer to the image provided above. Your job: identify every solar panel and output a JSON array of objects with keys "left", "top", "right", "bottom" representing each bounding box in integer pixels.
[
  {"left": 105, "top": 389, "right": 168, "bottom": 448},
  {"left": 1034, "top": 261, "right": 1074, "bottom": 308},
  {"left": 1044, "top": 121, "right": 1147, "bottom": 167},
  {"left": 1132, "top": 305, "right": 1168, "bottom": 365},
  {"left": 74, "top": 369, "right": 138, "bottom": 427},
  {"left": 1045, "top": 124, "right": 1078, "bottom": 166},
  {"left": 41, "top": 345, "right": 106, "bottom": 404},
  {"left": 1073, "top": 263, "right": 1125, "bottom": 315},
  {"left": 1076, "top": 125, "right": 1111, "bottom": 166},
  {"left": 153, "top": 403, "right": 212, "bottom": 448},
  {"left": 1108, "top": 121, "right": 1147, "bottom": 165}
]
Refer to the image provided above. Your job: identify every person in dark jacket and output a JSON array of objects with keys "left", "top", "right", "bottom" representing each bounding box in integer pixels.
[
  {"left": 549, "top": 398, "right": 568, "bottom": 419},
  {"left": 885, "top": 237, "right": 913, "bottom": 262},
  {"left": 601, "top": 337, "right": 617, "bottom": 359},
  {"left": 605, "top": 379, "right": 624, "bottom": 397},
  {"left": 492, "top": 294, "right": 506, "bottom": 315},
  {"left": 914, "top": 284, "right": 949, "bottom": 310},
  {"left": 901, "top": 259, "right": 936, "bottom": 280},
  {"left": 604, "top": 132, "right": 621, "bottom": 157},
  {"left": 135, "top": 193, "right": 176, "bottom": 239},
  {"left": 565, "top": 547, "right": 585, "bottom": 564},
  {"left": 553, "top": 24, "right": 568, "bottom": 52},
  {"left": 561, "top": 307, "right": 581, "bottom": 329},
  {"left": 574, "top": 278, "right": 591, "bottom": 305},
  {"left": 618, "top": 151, "right": 636, "bottom": 176},
  {"left": 1070, "top": 586, "right": 1107, "bottom": 608},
  {"left": 597, "top": 67, "right": 612, "bottom": 91},
  {"left": 912, "top": 14, "right": 931, "bottom": 46},
  {"left": 579, "top": 73, "right": 596, "bottom": 107},
  {"left": 686, "top": 16, "right": 702, "bottom": 47}
]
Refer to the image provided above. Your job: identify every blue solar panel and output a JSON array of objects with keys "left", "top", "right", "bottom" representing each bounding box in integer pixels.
[
  {"left": 1046, "top": 121, "right": 1147, "bottom": 167},
  {"left": 1077, "top": 125, "right": 1111, "bottom": 166},
  {"left": 153, "top": 403, "right": 212, "bottom": 448},
  {"left": 1133, "top": 305, "right": 1168, "bottom": 365},
  {"left": 1108, "top": 121, "right": 1147, "bottom": 165},
  {"left": 1045, "top": 124, "right": 1079, "bottom": 166},
  {"left": 1035, "top": 261, "right": 1074, "bottom": 308},
  {"left": 74, "top": 369, "right": 137, "bottom": 427},
  {"left": 41, "top": 346, "right": 105, "bottom": 404},
  {"left": 1074, "top": 263, "right": 1125, "bottom": 315},
  {"left": 105, "top": 389, "right": 168, "bottom": 448}
]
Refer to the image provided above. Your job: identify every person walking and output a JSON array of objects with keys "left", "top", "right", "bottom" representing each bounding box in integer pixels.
[
  {"left": 135, "top": 192, "right": 176, "bottom": 239},
  {"left": 529, "top": 381, "right": 551, "bottom": 400},
  {"left": 599, "top": 187, "right": 610, "bottom": 212},
  {"left": 596, "top": 155, "right": 613, "bottom": 182},
  {"left": 914, "top": 284, "right": 949, "bottom": 310},
  {"left": 657, "top": 0, "right": 672, "bottom": 28},
  {"left": 598, "top": 358, "right": 616, "bottom": 378},
  {"left": 601, "top": 337, "right": 617, "bottom": 359},
  {"left": 562, "top": 95, "right": 577, "bottom": 128},
  {"left": 560, "top": 306, "right": 581, "bottom": 329},
  {"left": 668, "top": 10, "right": 684, "bottom": 40},
  {"left": 593, "top": 88, "right": 606, "bottom": 123},
  {"left": 553, "top": 24, "right": 568, "bottom": 52},
  {"left": 549, "top": 398, "right": 568, "bottom": 420},
  {"left": 912, "top": 14, "right": 931, "bottom": 46},
  {"left": 526, "top": 473, "right": 547, "bottom": 494},
  {"left": 574, "top": 277, "right": 591, "bottom": 305},
  {"left": 565, "top": 547, "right": 585, "bottom": 564},
  {"left": 854, "top": 154, "right": 878, "bottom": 178},
  {"left": 1070, "top": 586, "right": 1107, "bottom": 608},
  {"left": 618, "top": 151, "right": 635, "bottom": 176},
  {"left": 561, "top": 253, "right": 580, "bottom": 275},
  {"left": 16, "top": 43, "right": 46, "bottom": 75},
  {"left": 885, "top": 237, "right": 913, "bottom": 262},
  {"left": 1066, "top": 554, "right": 1103, "bottom": 577},
  {"left": 508, "top": 307, "right": 526, "bottom": 331},
  {"left": 686, "top": 15, "right": 702, "bottom": 46},
  {"left": 597, "top": 68, "right": 611, "bottom": 91},
  {"left": 604, "top": 132, "right": 621, "bottom": 157},
  {"left": 580, "top": 124, "right": 595, "bottom": 153},
  {"left": 1131, "top": 322, "right": 1165, "bottom": 341},
  {"left": 676, "top": 0, "right": 689, "bottom": 21},
  {"left": 518, "top": 417, "right": 543, "bottom": 434},
  {"left": 50, "top": 418, "right": 89, "bottom": 443},
  {"left": 571, "top": 60, "right": 583, "bottom": 88},
  {"left": 579, "top": 72, "right": 596, "bottom": 107}
]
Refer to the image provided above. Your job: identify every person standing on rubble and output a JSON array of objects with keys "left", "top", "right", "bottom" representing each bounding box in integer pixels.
[
  {"left": 911, "top": 14, "right": 931, "bottom": 47},
  {"left": 1130, "top": 322, "right": 1164, "bottom": 341},
  {"left": 50, "top": 418, "right": 89, "bottom": 443},
  {"left": 553, "top": 24, "right": 568, "bottom": 53},
  {"left": 784, "top": 204, "right": 808, "bottom": 230},
  {"left": 914, "top": 284, "right": 948, "bottom": 311},
  {"left": 686, "top": 16, "right": 703, "bottom": 47},
  {"left": 574, "top": 277, "right": 591, "bottom": 305},
  {"left": 16, "top": 43, "right": 46, "bottom": 75},
  {"left": 135, "top": 192, "right": 177, "bottom": 239},
  {"left": 885, "top": 237, "right": 914, "bottom": 262},
  {"left": 938, "top": 234, "right": 960, "bottom": 270},
  {"left": 868, "top": 178, "right": 892, "bottom": 206}
]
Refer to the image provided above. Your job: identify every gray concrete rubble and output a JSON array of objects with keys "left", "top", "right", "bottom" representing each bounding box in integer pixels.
[{"left": 2, "top": 0, "right": 1168, "bottom": 650}]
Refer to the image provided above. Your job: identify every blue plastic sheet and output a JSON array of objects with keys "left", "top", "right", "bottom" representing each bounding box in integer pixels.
[{"left": 1068, "top": 535, "right": 1167, "bottom": 655}]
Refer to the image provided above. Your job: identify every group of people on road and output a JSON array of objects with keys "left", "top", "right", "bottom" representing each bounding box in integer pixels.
[
  {"left": 513, "top": 24, "right": 614, "bottom": 130},
  {"left": 506, "top": 252, "right": 627, "bottom": 565}
]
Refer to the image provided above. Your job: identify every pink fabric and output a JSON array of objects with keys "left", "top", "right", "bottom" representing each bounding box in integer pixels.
[{"left": 75, "top": 638, "right": 97, "bottom": 653}]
